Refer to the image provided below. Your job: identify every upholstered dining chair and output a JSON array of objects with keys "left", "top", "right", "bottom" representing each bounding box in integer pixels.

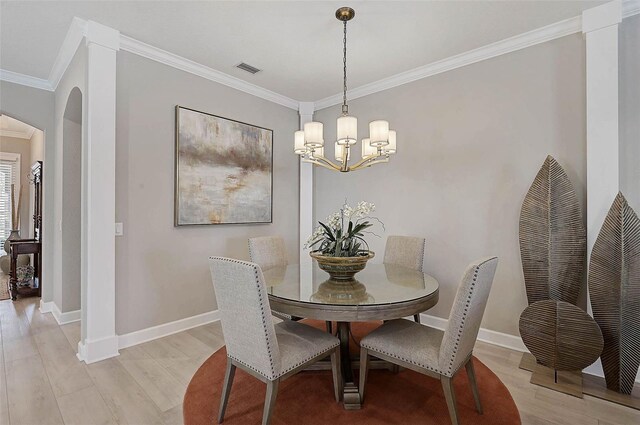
[
  {"left": 358, "top": 257, "right": 498, "bottom": 425},
  {"left": 248, "top": 236, "right": 295, "bottom": 322},
  {"left": 248, "top": 236, "right": 287, "bottom": 271},
  {"left": 384, "top": 235, "right": 426, "bottom": 322},
  {"left": 209, "top": 257, "right": 342, "bottom": 425}
]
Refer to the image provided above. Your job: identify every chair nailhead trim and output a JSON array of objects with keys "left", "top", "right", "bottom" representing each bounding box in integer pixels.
[
  {"left": 211, "top": 256, "right": 279, "bottom": 380},
  {"left": 445, "top": 264, "right": 480, "bottom": 376},
  {"left": 361, "top": 342, "right": 441, "bottom": 373},
  {"left": 279, "top": 341, "right": 340, "bottom": 376}
]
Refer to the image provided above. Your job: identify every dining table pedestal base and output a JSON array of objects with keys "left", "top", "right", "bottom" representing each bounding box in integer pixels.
[{"left": 337, "top": 321, "right": 362, "bottom": 409}]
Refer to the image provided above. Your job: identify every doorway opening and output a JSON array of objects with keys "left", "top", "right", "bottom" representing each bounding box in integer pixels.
[{"left": 0, "top": 114, "right": 45, "bottom": 301}]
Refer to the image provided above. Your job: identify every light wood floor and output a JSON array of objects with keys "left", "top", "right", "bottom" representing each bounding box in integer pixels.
[{"left": 1, "top": 297, "right": 639, "bottom": 425}]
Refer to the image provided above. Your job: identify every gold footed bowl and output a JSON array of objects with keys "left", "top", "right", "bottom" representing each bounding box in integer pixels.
[{"left": 310, "top": 251, "right": 374, "bottom": 282}]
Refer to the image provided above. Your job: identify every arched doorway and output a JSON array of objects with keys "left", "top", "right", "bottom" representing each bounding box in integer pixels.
[
  {"left": 57, "top": 87, "right": 83, "bottom": 318},
  {"left": 0, "top": 114, "right": 45, "bottom": 300}
]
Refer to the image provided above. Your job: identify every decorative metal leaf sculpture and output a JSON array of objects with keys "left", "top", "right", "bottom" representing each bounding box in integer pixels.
[
  {"left": 519, "top": 155, "right": 586, "bottom": 305},
  {"left": 589, "top": 192, "right": 640, "bottom": 394},
  {"left": 519, "top": 300, "right": 603, "bottom": 371}
]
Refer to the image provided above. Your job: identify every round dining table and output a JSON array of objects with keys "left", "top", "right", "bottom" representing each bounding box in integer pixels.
[{"left": 262, "top": 262, "right": 439, "bottom": 409}]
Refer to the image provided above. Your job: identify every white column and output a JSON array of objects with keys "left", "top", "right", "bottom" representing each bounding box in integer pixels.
[
  {"left": 298, "top": 102, "right": 314, "bottom": 300},
  {"left": 583, "top": 1, "right": 622, "bottom": 258},
  {"left": 77, "top": 21, "right": 120, "bottom": 363}
]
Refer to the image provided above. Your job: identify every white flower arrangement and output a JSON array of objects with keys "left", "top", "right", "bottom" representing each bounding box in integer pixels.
[{"left": 305, "top": 200, "right": 383, "bottom": 257}]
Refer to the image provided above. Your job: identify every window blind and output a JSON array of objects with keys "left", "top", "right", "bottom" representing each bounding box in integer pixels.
[{"left": 0, "top": 159, "right": 17, "bottom": 246}]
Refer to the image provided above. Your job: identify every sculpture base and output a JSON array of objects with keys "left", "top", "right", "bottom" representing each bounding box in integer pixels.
[
  {"left": 583, "top": 373, "right": 640, "bottom": 411},
  {"left": 520, "top": 352, "right": 640, "bottom": 408}
]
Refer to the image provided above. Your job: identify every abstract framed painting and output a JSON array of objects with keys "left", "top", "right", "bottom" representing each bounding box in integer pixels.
[{"left": 175, "top": 106, "right": 273, "bottom": 225}]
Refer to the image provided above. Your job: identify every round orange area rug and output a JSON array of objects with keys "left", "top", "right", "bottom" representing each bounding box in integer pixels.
[{"left": 183, "top": 322, "right": 521, "bottom": 425}]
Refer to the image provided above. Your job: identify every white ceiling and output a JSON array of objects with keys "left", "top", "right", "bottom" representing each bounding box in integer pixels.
[
  {"left": 1, "top": 1, "right": 604, "bottom": 101},
  {"left": 0, "top": 115, "right": 36, "bottom": 140}
]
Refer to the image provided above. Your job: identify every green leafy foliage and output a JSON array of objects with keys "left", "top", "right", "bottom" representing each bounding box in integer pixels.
[{"left": 305, "top": 201, "right": 383, "bottom": 257}]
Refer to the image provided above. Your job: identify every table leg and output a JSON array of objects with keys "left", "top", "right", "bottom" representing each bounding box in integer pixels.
[
  {"left": 10, "top": 251, "right": 17, "bottom": 301},
  {"left": 337, "top": 321, "right": 361, "bottom": 410}
]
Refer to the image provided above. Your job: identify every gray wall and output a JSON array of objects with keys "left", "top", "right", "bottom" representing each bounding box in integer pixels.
[
  {"left": 54, "top": 44, "right": 86, "bottom": 315},
  {"left": 0, "top": 81, "right": 55, "bottom": 303},
  {"left": 620, "top": 14, "right": 640, "bottom": 210},
  {"left": 61, "top": 88, "right": 82, "bottom": 312},
  {"left": 0, "top": 136, "right": 32, "bottom": 237},
  {"left": 314, "top": 34, "right": 586, "bottom": 336},
  {"left": 115, "top": 51, "right": 299, "bottom": 335}
]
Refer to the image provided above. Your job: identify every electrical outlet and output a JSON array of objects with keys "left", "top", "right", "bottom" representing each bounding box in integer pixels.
[{"left": 115, "top": 222, "right": 124, "bottom": 236}]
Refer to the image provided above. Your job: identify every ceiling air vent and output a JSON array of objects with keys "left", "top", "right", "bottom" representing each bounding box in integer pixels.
[{"left": 236, "top": 62, "right": 261, "bottom": 74}]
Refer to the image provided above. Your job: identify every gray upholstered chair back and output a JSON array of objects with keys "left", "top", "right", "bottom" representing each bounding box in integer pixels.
[
  {"left": 248, "top": 236, "right": 287, "bottom": 271},
  {"left": 209, "top": 257, "right": 281, "bottom": 380},
  {"left": 383, "top": 235, "right": 426, "bottom": 271},
  {"left": 439, "top": 257, "right": 498, "bottom": 376}
]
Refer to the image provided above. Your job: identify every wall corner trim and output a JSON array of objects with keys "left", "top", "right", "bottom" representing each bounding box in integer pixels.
[
  {"left": 298, "top": 102, "right": 315, "bottom": 116},
  {"left": 39, "top": 300, "right": 54, "bottom": 313},
  {"left": 50, "top": 303, "right": 81, "bottom": 325},
  {"left": 49, "top": 17, "right": 87, "bottom": 90},
  {"left": 583, "top": 1, "right": 622, "bottom": 33},
  {"left": 85, "top": 20, "right": 120, "bottom": 51},
  {"left": 77, "top": 336, "right": 120, "bottom": 364},
  {"left": 117, "top": 309, "right": 221, "bottom": 350}
]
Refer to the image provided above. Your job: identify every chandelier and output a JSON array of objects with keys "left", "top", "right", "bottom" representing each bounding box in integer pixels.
[{"left": 294, "top": 7, "right": 396, "bottom": 172}]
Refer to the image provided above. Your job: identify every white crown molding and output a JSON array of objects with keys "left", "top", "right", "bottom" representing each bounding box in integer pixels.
[
  {"left": 583, "top": 1, "right": 622, "bottom": 33},
  {"left": 86, "top": 20, "right": 120, "bottom": 51},
  {"left": 314, "top": 15, "right": 582, "bottom": 110},
  {"left": 119, "top": 35, "right": 298, "bottom": 110},
  {"left": 623, "top": 0, "right": 640, "bottom": 17},
  {"left": 0, "top": 128, "right": 34, "bottom": 139},
  {"left": 48, "top": 17, "right": 87, "bottom": 90},
  {"left": 0, "top": 69, "right": 53, "bottom": 91}
]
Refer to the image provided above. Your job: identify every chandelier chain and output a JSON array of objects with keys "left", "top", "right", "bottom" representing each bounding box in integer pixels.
[{"left": 342, "top": 20, "right": 348, "bottom": 114}]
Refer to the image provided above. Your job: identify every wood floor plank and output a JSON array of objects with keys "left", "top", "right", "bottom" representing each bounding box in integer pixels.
[
  {"left": 185, "top": 324, "right": 225, "bottom": 350},
  {"left": 3, "top": 297, "right": 639, "bottom": 425},
  {"left": 33, "top": 327, "right": 94, "bottom": 397},
  {"left": 60, "top": 321, "right": 81, "bottom": 351},
  {"left": 0, "top": 321, "right": 10, "bottom": 425},
  {"left": 5, "top": 354, "right": 64, "bottom": 425},
  {"left": 86, "top": 357, "right": 164, "bottom": 425},
  {"left": 2, "top": 334, "right": 39, "bottom": 363},
  {"left": 56, "top": 385, "right": 117, "bottom": 425},
  {"left": 117, "top": 356, "right": 187, "bottom": 412},
  {"left": 161, "top": 404, "right": 183, "bottom": 425}
]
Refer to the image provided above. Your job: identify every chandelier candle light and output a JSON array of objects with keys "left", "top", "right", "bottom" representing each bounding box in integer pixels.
[{"left": 294, "top": 7, "right": 397, "bottom": 172}]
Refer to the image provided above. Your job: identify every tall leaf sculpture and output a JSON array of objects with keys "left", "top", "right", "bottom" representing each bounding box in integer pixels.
[
  {"left": 589, "top": 192, "right": 640, "bottom": 394},
  {"left": 519, "top": 155, "right": 586, "bottom": 305}
]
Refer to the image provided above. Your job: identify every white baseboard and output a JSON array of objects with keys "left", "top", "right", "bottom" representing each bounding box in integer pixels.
[
  {"left": 50, "top": 303, "right": 81, "bottom": 325},
  {"left": 77, "top": 335, "right": 120, "bottom": 364},
  {"left": 39, "top": 300, "right": 54, "bottom": 313},
  {"left": 419, "top": 312, "right": 640, "bottom": 383},
  {"left": 118, "top": 309, "right": 220, "bottom": 350}
]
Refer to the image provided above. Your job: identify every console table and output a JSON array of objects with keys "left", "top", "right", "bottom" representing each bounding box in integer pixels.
[
  {"left": 8, "top": 161, "right": 43, "bottom": 301},
  {"left": 9, "top": 239, "right": 41, "bottom": 300}
]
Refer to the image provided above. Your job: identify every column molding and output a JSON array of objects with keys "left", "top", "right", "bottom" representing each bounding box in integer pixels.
[
  {"left": 298, "top": 102, "right": 314, "bottom": 300},
  {"left": 77, "top": 21, "right": 120, "bottom": 363},
  {"left": 582, "top": 1, "right": 621, "bottom": 261}
]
